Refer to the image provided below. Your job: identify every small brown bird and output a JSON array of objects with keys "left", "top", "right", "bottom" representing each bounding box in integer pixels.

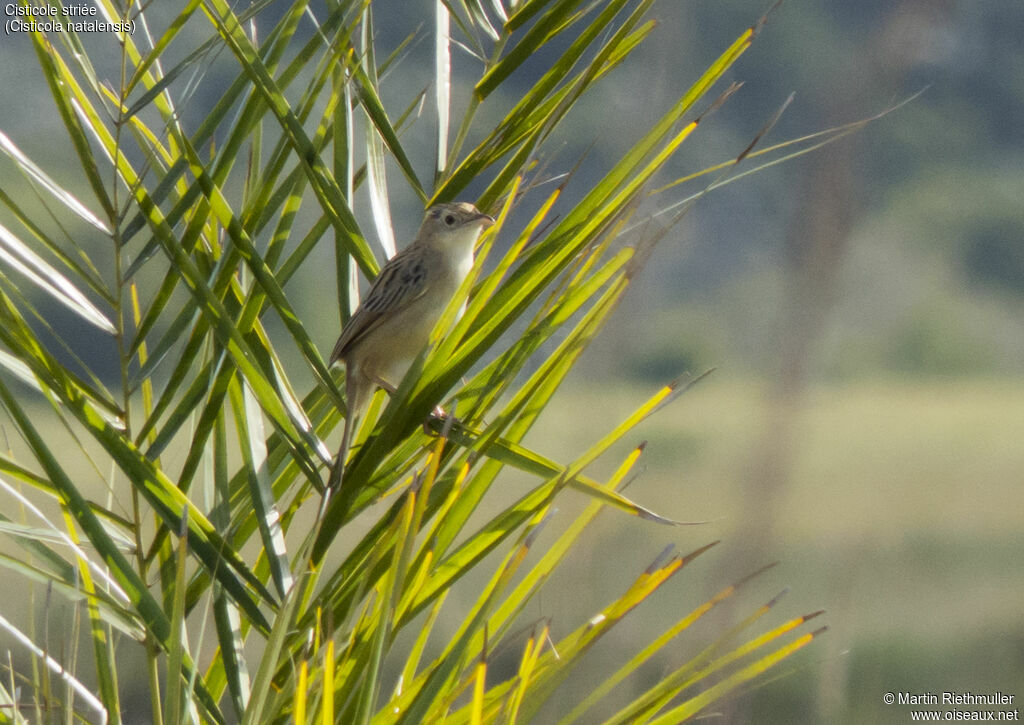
[{"left": 326, "top": 202, "right": 494, "bottom": 493}]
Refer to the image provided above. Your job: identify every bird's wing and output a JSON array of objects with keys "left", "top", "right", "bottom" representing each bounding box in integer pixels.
[{"left": 329, "top": 245, "right": 432, "bottom": 365}]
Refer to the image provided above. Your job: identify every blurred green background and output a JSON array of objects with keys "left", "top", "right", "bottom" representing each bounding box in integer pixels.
[
  {"left": 0, "top": 1, "right": 1021, "bottom": 722},
  {"left": 541, "top": 1, "right": 1024, "bottom": 721}
]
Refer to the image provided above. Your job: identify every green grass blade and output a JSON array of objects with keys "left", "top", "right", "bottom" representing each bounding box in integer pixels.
[
  {"left": 435, "top": 1, "right": 451, "bottom": 177},
  {"left": 0, "top": 289, "right": 276, "bottom": 618},
  {"left": 241, "top": 567, "right": 312, "bottom": 725},
  {"left": 558, "top": 564, "right": 776, "bottom": 724},
  {"left": 210, "top": 411, "right": 252, "bottom": 718},
  {"left": 395, "top": 519, "right": 545, "bottom": 724},
  {"left": 360, "top": 8, "right": 397, "bottom": 258},
  {"left": 0, "top": 345, "right": 122, "bottom": 429},
  {"left": 0, "top": 612, "right": 109, "bottom": 725},
  {"left": 0, "top": 131, "right": 110, "bottom": 235},
  {"left": 475, "top": 0, "right": 586, "bottom": 98},
  {"left": 0, "top": 454, "right": 132, "bottom": 531},
  {"left": 483, "top": 444, "right": 648, "bottom": 643},
  {"left": 506, "top": 545, "right": 708, "bottom": 722},
  {"left": 0, "top": 377, "right": 177, "bottom": 636},
  {"left": 602, "top": 587, "right": 802, "bottom": 724},
  {"left": 346, "top": 45, "right": 427, "bottom": 205},
  {"left": 0, "top": 223, "right": 115, "bottom": 334},
  {"left": 163, "top": 511, "right": 191, "bottom": 725},
  {"left": 200, "top": 0, "right": 379, "bottom": 276},
  {"left": 24, "top": 31, "right": 116, "bottom": 223},
  {"left": 229, "top": 378, "right": 294, "bottom": 599},
  {"left": 0, "top": 551, "right": 141, "bottom": 640},
  {"left": 126, "top": 0, "right": 203, "bottom": 95},
  {"left": 0, "top": 187, "right": 109, "bottom": 302},
  {"left": 646, "top": 620, "right": 827, "bottom": 724}
]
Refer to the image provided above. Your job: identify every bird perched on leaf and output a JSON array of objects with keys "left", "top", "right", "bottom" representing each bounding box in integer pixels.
[{"left": 326, "top": 201, "right": 494, "bottom": 494}]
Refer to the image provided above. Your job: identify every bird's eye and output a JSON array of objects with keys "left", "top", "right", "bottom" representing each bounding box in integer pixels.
[{"left": 443, "top": 214, "right": 456, "bottom": 226}]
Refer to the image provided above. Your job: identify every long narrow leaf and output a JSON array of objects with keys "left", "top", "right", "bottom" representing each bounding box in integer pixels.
[{"left": 0, "top": 223, "right": 115, "bottom": 334}]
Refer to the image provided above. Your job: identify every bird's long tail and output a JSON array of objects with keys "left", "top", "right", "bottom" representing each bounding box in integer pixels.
[{"left": 319, "top": 371, "right": 368, "bottom": 522}]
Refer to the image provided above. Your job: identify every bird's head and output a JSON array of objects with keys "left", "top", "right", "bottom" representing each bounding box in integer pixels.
[{"left": 420, "top": 202, "right": 494, "bottom": 251}]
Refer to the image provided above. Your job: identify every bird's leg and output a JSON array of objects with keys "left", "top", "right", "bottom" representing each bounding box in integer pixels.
[
  {"left": 371, "top": 376, "right": 398, "bottom": 396},
  {"left": 369, "top": 375, "right": 454, "bottom": 434}
]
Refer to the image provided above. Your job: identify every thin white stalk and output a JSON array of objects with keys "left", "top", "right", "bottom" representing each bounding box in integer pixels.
[
  {"left": 362, "top": 10, "right": 397, "bottom": 258},
  {"left": 241, "top": 382, "right": 294, "bottom": 595},
  {"left": 0, "top": 223, "right": 115, "bottom": 334},
  {"left": 0, "top": 478, "right": 131, "bottom": 604},
  {"left": 0, "top": 131, "right": 110, "bottom": 235},
  {"left": 0, "top": 612, "right": 107, "bottom": 725},
  {"left": 490, "top": 0, "right": 509, "bottom": 23},
  {"left": 435, "top": 0, "right": 451, "bottom": 177}
]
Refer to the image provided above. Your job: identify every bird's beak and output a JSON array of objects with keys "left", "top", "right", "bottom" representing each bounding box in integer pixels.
[{"left": 476, "top": 212, "right": 495, "bottom": 228}]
